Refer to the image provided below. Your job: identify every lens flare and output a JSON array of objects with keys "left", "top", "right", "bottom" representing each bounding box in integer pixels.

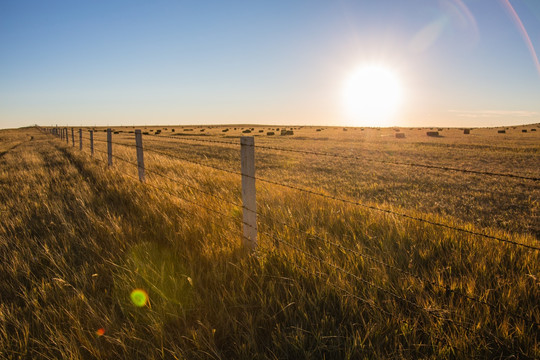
[
  {"left": 501, "top": 0, "right": 540, "bottom": 77},
  {"left": 95, "top": 328, "right": 105, "bottom": 336},
  {"left": 130, "top": 288, "right": 149, "bottom": 307}
]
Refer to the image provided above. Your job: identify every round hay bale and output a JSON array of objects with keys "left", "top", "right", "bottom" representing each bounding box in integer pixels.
[
  {"left": 522, "top": 129, "right": 527, "bottom": 133},
  {"left": 463, "top": 129, "right": 470, "bottom": 134},
  {"left": 531, "top": 128, "right": 536, "bottom": 132},
  {"left": 267, "top": 132, "right": 275, "bottom": 136},
  {"left": 222, "top": 129, "right": 229, "bottom": 132},
  {"left": 395, "top": 133, "right": 405, "bottom": 139},
  {"left": 242, "top": 129, "right": 251, "bottom": 134},
  {"left": 426, "top": 131, "right": 439, "bottom": 137},
  {"left": 497, "top": 130, "right": 506, "bottom": 134}
]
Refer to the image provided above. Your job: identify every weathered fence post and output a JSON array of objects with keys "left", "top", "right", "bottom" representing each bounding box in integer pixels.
[
  {"left": 65, "top": 128, "right": 69, "bottom": 144},
  {"left": 107, "top": 128, "right": 113, "bottom": 166},
  {"left": 79, "top": 129, "right": 82, "bottom": 150},
  {"left": 71, "top": 128, "right": 75, "bottom": 147},
  {"left": 241, "top": 136, "right": 257, "bottom": 253},
  {"left": 90, "top": 130, "right": 94, "bottom": 156},
  {"left": 135, "top": 130, "right": 145, "bottom": 182}
]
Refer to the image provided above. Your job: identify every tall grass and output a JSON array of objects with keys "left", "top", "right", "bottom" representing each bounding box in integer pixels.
[{"left": 0, "top": 127, "right": 538, "bottom": 359}]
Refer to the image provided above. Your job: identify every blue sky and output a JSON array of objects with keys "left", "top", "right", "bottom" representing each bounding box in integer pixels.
[{"left": 1, "top": 0, "right": 540, "bottom": 128}]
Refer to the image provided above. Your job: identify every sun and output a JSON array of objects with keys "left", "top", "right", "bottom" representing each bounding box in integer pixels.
[{"left": 342, "top": 65, "right": 403, "bottom": 127}]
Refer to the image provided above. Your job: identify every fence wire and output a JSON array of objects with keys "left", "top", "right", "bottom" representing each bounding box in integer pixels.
[{"left": 40, "top": 127, "right": 540, "bottom": 339}]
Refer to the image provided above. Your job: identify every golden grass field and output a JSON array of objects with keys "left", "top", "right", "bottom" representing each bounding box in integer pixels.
[{"left": 0, "top": 124, "right": 539, "bottom": 359}]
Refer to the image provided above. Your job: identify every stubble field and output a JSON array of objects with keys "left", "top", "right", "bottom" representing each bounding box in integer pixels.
[{"left": 0, "top": 124, "right": 538, "bottom": 359}]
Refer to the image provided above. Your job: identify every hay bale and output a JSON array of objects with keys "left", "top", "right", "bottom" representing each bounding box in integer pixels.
[
  {"left": 426, "top": 131, "right": 439, "bottom": 137},
  {"left": 200, "top": 129, "right": 205, "bottom": 132},
  {"left": 171, "top": 129, "right": 175, "bottom": 132},
  {"left": 498, "top": 130, "right": 506, "bottom": 134},
  {"left": 395, "top": 133, "right": 405, "bottom": 139},
  {"left": 242, "top": 129, "right": 251, "bottom": 133},
  {"left": 316, "top": 129, "right": 322, "bottom": 132},
  {"left": 113, "top": 131, "right": 120, "bottom": 134},
  {"left": 463, "top": 129, "right": 470, "bottom": 134},
  {"left": 281, "top": 130, "right": 294, "bottom": 136},
  {"left": 437, "top": 128, "right": 443, "bottom": 131},
  {"left": 343, "top": 128, "right": 348, "bottom": 131},
  {"left": 522, "top": 129, "right": 527, "bottom": 133},
  {"left": 184, "top": 128, "right": 193, "bottom": 131},
  {"left": 143, "top": 132, "right": 149, "bottom": 135},
  {"left": 531, "top": 128, "right": 536, "bottom": 132},
  {"left": 222, "top": 129, "right": 229, "bottom": 132},
  {"left": 267, "top": 132, "right": 275, "bottom": 136},
  {"left": 258, "top": 130, "right": 264, "bottom": 133}
]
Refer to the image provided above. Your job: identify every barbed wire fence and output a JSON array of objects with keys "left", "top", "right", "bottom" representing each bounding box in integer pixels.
[{"left": 37, "top": 126, "right": 540, "bottom": 348}]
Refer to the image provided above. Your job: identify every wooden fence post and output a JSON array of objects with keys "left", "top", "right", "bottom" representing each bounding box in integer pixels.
[
  {"left": 90, "top": 130, "right": 94, "bottom": 156},
  {"left": 71, "top": 128, "right": 75, "bottom": 147},
  {"left": 107, "top": 128, "right": 113, "bottom": 166},
  {"left": 79, "top": 129, "right": 82, "bottom": 150},
  {"left": 135, "top": 130, "right": 145, "bottom": 182},
  {"left": 241, "top": 136, "right": 257, "bottom": 253},
  {"left": 65, "top": 128, "right": 69, "bottom": 144}
]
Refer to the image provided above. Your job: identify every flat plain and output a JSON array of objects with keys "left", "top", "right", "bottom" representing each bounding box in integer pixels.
[{"left": 0, "top": 124, "right": 539, "bottom": 359}]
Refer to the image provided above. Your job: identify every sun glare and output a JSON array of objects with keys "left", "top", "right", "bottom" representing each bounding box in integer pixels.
[{"left": 342, "top": 65, "right": 403, "bottom": 127}]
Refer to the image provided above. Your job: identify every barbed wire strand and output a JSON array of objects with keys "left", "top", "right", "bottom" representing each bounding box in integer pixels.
[
  {"left": 257, "top": 215, "right": 539, "bottom": 328},
  {"left": 134, "top": 129, "right": 539, "bottom": 182},
  {"left": 46, "top": 135, "right": 533, "bottom": 357},
  {"left": 90, "top": 140, "right": 540, "bottom": 327},
  {"left": 145, "top": 132, "right": 238, "bottom": 146},
  {"left": 251, "top": 175, "right": 540, "bottom": 252},
  {"left": 142, "top": 146, "right": 241, "bottom": 176},
  {"left": 251, "top": 143, "right": 540, "bottom": 182},
  {"left": 68, "top": 128, "right": 540, "bottom": 181},
  {"left": 261, "top": 229, "right": 531, "bottom": 358},
  {"left": 52, "top": 132, "right": 540, "bottom": 251}
]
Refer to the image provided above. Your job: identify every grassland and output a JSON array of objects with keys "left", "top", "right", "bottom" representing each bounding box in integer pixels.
[{"left": 0, "top": 124, "right": 539, "bottom": 359}]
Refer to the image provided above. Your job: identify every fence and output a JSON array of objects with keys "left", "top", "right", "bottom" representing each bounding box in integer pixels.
[{"left": 36, "top": 126, "right": 540, "bottom": 344}]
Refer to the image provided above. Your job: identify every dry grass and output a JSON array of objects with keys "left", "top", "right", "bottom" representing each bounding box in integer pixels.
[{"left": 0, "top": 125, "right": 538, "bottom": 359}]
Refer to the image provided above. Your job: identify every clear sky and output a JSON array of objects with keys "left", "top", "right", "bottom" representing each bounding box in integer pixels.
[{"left": 1, "top": 0, "right": 540, "bottom": 129}]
